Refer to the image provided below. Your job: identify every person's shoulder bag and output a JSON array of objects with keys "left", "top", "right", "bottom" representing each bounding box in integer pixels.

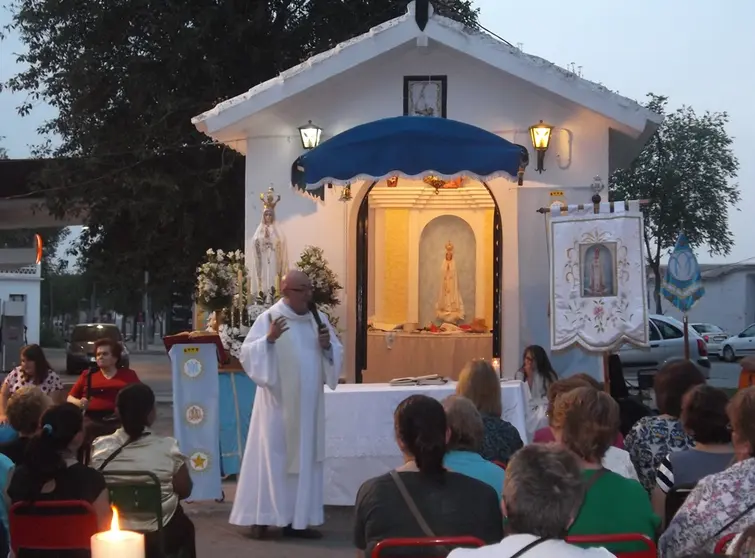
[
  {"left": 96, "top": 432, "right": 150, "bottom": 472},
  {"left": 389, "top": 469, "right": 452, "bottom": 555}
]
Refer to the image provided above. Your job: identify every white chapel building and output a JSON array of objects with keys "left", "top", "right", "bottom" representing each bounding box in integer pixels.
[{"left": 192, "top": 2, "right": 662, "bottom": 382}]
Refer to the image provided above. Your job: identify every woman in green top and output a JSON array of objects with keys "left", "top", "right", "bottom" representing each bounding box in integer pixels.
[{"left": 551, "top": 386, "right": 660, "bottom": 553}]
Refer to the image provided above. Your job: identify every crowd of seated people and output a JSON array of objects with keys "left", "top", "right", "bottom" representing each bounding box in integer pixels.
[
  {"left": 354, "top": 349, "right": 755, "bottom": 558},
  {"left": 0, "top": 342, "right": 196, "bottom": 558}
]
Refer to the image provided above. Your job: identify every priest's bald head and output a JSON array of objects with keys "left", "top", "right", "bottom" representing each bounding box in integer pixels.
[{"left": 281, "top": 270, "right": 313, "bottom": 314}]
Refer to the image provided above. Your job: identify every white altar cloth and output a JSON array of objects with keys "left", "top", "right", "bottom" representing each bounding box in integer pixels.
[{"left": 322, "top": 381, "right": 529, "bottom": 506}]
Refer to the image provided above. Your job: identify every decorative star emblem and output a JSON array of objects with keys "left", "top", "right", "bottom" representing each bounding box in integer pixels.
[{"left": 190, "top": 451, "right": 209, "bottom": 472}]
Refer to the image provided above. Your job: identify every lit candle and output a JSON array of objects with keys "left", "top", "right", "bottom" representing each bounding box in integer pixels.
[
  {"left": 237, "top": 269, "right": 243, "bottom": 308},
  {"left": 91, "top": 507, "right": 145, "bottom": 558},
  {"left": 491, "top": 358, "right": 501, "bottom": 379}
]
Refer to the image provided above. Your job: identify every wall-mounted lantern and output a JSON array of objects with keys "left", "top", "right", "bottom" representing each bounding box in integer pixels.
[
  {"left": 298, "top": 121, "right": 323, "bottom": 150},
  {"left": 529, "top": 120, "right": 554, "bottom": 173}
]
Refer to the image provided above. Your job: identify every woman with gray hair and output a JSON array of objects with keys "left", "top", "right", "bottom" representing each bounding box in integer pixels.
[
  {"left": 448, "top": 444, "right": 614, "bottom": 557},
  {"left": 442, "top": 395, "right": 505, "bottom": 499}
]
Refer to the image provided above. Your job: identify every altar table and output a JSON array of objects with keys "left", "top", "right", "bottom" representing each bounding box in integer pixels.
[
  {"left": 364, "top": 331, "right": 494, "bottom": 382},
  {"left": 322, "top": 381, "right": 529, "bottom": 506}
]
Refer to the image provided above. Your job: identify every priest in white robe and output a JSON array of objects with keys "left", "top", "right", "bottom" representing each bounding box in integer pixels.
[{"left": 231, "top": 269, "right": 343, "bottom": 539}]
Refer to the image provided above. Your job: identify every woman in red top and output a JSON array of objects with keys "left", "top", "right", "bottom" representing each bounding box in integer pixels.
[{"left": 68, "top": 337, "right": 140, "bottom": 462}]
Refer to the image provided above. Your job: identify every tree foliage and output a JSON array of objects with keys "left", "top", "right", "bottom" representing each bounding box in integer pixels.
[
  {"left": 3, "top": 0, "right": 479, "bottom": 314},
  {"left": 610, "top": 94, "right": 740, "bottom": 313}
]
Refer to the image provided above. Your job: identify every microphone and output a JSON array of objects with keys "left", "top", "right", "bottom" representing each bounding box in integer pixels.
[{"left": 309, "top": 302, "right": 324, "bottom": 329}]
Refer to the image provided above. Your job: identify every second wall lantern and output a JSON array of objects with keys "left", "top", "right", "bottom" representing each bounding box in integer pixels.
[{"left": 529, "top": 120, "right": 554, "bottom": 173}]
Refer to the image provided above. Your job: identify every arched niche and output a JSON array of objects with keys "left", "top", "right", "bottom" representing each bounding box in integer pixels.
[{"left": 418, "top": 215, "right": 476, "bottom": 326}]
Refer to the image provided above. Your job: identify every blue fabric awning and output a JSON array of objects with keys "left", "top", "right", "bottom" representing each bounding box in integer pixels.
[{"left": 291, "top": 116, "right": 529, "bottom": 199}]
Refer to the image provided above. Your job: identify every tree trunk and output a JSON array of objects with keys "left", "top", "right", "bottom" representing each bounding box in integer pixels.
[{"left": 652, "top": 263, "right": 663, "bottom": 314}]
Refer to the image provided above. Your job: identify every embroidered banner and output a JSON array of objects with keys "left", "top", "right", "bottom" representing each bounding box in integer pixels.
[
  {"left": 661, "top": 232, "right": 705, "bottom": 313},
  {"left": 169, "top": 343, "right": 222, "bottom": 501},
  {"left": 549, "top": 202, "right": 649, "bottom": 352}
]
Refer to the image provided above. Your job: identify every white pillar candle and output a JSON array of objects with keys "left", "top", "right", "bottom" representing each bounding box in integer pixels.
[
  {"left": 491, "top": 357, "right": 501, "bottom": 379},
  {"left": 91, "top": 507, "right": 145, "bottom": 558}
]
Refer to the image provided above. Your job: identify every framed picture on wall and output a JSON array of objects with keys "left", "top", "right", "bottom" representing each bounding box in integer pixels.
[{"left": 403, "top": 75, "right": 447, "bottom": 118}]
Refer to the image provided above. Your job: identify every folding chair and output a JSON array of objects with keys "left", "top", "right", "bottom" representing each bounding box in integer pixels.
[
  {"left": 715, "top": 532, "right": 737, "bottom": 554},
  {"left": 664, "top": 483, "right": 696, "bottom": 527},
  {"left": 371, "top": 536, "right": 485, "bottom": 558},
  {"left": 102, "top": 470, "right": 167, "bottom": 555},
  {"left": 566, "top": 533, "right": 657, "bottom": 558},
  {"left": 9, "top": 499, "right": 99, "bottom": 554}
]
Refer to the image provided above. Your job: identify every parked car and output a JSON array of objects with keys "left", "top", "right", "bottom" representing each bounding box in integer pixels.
[
  {"left": 619, "top": 314, "right": 711, "bottom": 380},
  {"left": 689, "top": 323, "right": 729, "bottom": 357},
  {"left": 65, "top": 323, "right": 130, "bottom": 375},
  {"left": 719, "top": 323, "right": 755, "bottom": 362}
]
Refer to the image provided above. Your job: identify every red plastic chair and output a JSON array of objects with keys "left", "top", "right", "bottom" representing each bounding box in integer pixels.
[
  {"left": 566, "top": 533, "right": 657, "bottom": 558},
  {"left": 9, "top": 499, "right": 100, "bottom": 554},
  {"left": 493, "top": 461, "right": 507, "bottom": 470},
  {"left": 714, "top": 532, "right": 737, "bottom": 554},
  {"left": 371, "top": 536, "right": 486, "bottom": 558}
]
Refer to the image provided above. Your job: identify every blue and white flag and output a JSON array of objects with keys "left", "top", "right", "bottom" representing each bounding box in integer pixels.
[
  {"left": 661, "top": 232, "right": 705, "bottom": 313},
  {"left": 169, "top": 343, "right": 222, "bottom": 501}
]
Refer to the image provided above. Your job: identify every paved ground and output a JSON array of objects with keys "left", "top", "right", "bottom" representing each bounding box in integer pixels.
[{"left": 149, "top": 404, "right": 355, "bottom": 557}]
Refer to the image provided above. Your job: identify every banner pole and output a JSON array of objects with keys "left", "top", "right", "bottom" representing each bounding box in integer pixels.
[
  {"left": 683, "top": 314, "right": 690, "bottom": 361},
  {"left": 535, "top": 199, "right": 650, "bottom": 214}
]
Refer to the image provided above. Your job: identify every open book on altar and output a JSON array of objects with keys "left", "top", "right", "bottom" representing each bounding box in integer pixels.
[{"left": 389, "top": 374, "right": 447, "bottom": 386}]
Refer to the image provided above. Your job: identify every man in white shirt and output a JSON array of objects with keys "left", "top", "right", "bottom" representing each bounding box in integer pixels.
[{"left": 448, "top": 445, "right": 615, "bottom": 558}]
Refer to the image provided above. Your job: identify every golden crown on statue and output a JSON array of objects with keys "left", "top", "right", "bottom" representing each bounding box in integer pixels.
[
  {"left": 446, "top": 241, "right": 454, "bottom": 254},
  {"left": 260, "top": 187, "right": 281, "bottom": 211}
]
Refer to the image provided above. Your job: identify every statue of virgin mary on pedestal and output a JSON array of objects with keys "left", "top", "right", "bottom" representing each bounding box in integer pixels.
[
  {"left": 436, "top": 241, "right": 465, "bottom": 324},
  {"left": 250, "top": 187, "right": 289, "bottom": 302}
]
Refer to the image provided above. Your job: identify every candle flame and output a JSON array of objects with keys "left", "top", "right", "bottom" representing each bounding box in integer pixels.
[{"left": 110, "top": 506, "right": 120, "bottom": 532}]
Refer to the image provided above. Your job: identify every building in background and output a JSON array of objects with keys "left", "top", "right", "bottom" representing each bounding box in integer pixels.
[
  {"left": 650, "top": 263, "right": 755, "bottom": 336},
  {"left": 0, "top": 265, "right": 41, "bottom": 370}
]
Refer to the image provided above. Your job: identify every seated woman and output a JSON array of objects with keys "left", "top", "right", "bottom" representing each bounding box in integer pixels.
[
  {"left": 533, "top": 374, "right": 625, "bottom": 448},
  {"left": 0, "top": 386, "right": 51, "bottom": 464},
  {"left": 624, "top": 360, "right": 706, "bottom": 493},
  {"left": 441, "top": 395, "right": 505, "bottom": 499},
  {"left": 6, "top": 403, "right": 111, "bottom": 530},
  {"left": 0, "top": 345, "right": 64, "bottom": 425},
  {"left": 90, "top": 383, "right": 196, "bottom": 558},
  {"left": 653, "top": 385, "right": 734, "bottom": 523},
  {"left": 660, "top": 387, "right": 755, "bottom": 556},
  {"left": 516, "top": 345, "right": 558, "bottom": 438},
  {"left": 67, "top": 337, "right": 140, "bottom": 463},
  {"left": 552, "top": 387, "right": 659, "bottom": 553},
  {"left": 456, "top": 359, "right": 523, "bottom": 463},
  {"left": 536, "top": 377, "right": 637, "bottom": 481},
  {"left": 354, "top": 394, "right": 503, "bottom": 557}
]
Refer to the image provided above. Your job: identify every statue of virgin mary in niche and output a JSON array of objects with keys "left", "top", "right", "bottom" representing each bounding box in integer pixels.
[
  {"left": 250, "top": 188, "right": 289, "bottom": 301},
  {"left": 436, "top": 241, "right": 465, "bottom": 324}
]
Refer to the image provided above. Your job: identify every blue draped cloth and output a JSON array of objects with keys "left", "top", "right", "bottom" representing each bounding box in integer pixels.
[
  {"left": 292, "top": 116, "right": 529, "bottom": 199},
  {"left": 661, "top": 232, "right": 705, "bottom": 313}
]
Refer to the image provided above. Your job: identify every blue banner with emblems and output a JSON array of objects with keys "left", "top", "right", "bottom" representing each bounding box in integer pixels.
[
  {"left": 661, "top": 232, "right": 705, "bottom": 313},
  {"left": 169, "top": 343, "right": 222, "bottom": 501}
]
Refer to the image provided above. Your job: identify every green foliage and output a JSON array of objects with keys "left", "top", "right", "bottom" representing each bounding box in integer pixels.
[
  {"left": 39, "top": 324, "right": 65, "bottom": 348},
  {"left": 2, "top": 0, "right": 478, "bottom": 315},
  {"left": 610, "top": 94, "right": 739, "bottom": 313},
  {"left": 41, "top": 270, "right": 90, "bottom": 320},
  {"left": 295, "top": 246, "right": 342, "bottom": 309}
]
